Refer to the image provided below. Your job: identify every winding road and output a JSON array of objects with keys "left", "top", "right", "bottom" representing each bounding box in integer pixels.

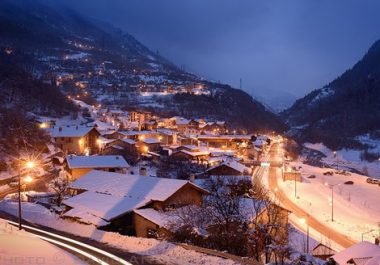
[{"left": 262, "top": 143, "right": 356, "bottom": 249}]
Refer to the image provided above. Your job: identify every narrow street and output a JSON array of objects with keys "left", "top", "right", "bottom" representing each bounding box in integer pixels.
[{"left": 266, "top": 143, "right": 356, "bottom": 249}]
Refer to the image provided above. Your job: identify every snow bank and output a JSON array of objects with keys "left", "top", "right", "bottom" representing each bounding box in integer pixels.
[
  {"left": 0, "top": 201, "right": 240, "bottom": 265},
  {"left": 0, "top": 218, "right": 85, "bottom": 264}
]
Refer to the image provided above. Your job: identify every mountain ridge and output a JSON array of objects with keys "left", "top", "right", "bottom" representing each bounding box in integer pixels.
[
  {"left": 0, "top": 0, "right": 286, "bottom": 133},
  {"left": 282, "top": 39, "right": 380, "bottom": 149}
]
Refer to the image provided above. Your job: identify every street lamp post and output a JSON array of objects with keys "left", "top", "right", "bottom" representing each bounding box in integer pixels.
[
  {"left": 18, "top": 160, "right": 35, "bottom": 230},
  {"left": 300, "top": 217, "right": 310, "bottom": 253},
  {"left": 325, "top": 182, "right": 341, "bottom": 222}
]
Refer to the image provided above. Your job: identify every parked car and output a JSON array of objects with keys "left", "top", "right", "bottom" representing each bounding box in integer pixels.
[
  {"left": 367, "top": 178, "right": 374, "bottom": 184},
  {"left": 323, "top": 171, "right": 334, "bottom": 176},
  {"left": 308, "top": 175, "right": 316, "bottom": 179},
  {"left": 344, "top": 181, "right": 354, "bottom": 185},
  {"left": 373, "top": 179, "right": 380, "bottom": 185}
]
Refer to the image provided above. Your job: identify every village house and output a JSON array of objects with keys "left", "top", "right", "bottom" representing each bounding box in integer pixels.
[
  {"left": 102, "top": 138, "right": 138, "bottom": 160},
  {"left": 64, "top": 155, "right": 130, "bottom": 180},
  {"left": 51, "top": 126, "right": 100, "bottom": 155},
  {"left": 311, "top": 243, "right": 336, "bottom": 260},
  {"left": 136, "top": 138, "right": 161, "bottom": 154},
  {"left": 205, "top": 160, "right": 252, "bottom": 176},
  {"left": 157, "top": 128, "right": 178, "bottom": 145},
  {"left": 197, "top": 134, "right": 251, "bottom": 149},
  {"left": 171, "top": 145, "right": 210, "bottom": 163},
  {"left": 62, "top": 170, "right": 208, "bottom": 236},
  {"left": 332, "top": 241, "right": 380, "bottom": 265},
  {"left": 200, "top": 121, "right": 228, "bottom": 135}
]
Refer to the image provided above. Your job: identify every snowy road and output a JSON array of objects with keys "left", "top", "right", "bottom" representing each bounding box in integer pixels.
[{"left": 266, "top": 143, "right": 356, "bottom": 249}]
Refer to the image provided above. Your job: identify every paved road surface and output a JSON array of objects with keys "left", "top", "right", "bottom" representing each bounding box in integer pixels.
[{"left": 266, "top": 143, "right": 356, "bottom": 249}]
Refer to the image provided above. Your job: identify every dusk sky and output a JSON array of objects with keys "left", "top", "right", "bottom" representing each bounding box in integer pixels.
[{"left": 54, "top": 0, "right": 380, "bottom": 99}]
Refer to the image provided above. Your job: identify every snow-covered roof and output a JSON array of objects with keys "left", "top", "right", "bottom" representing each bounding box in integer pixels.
[
  {"left": 206, "top": 160, "right": 250, "bottom": 174},
  {"left": 176, "top": 118, "right": 190, "bottom": 125},
  {"left": 66, "top": 155, "right": 129, "bottom": 169},
  {"left": 134, "top": 208, "right": 175, "bottom": 228},
  {"left": 333, "top": 242, "right": 380, "bottom": 265},
  {"left": 177, "top": 149, "right": 210, "bottom": 157},
  {"left": 70, "top": 170, "right": 206, "bottom": 200},
  {"left": 64, "top": 170, "right": 207, "bottom": 223},
  {"left": 197, "top": 134, "right": 251, "bottom": 140},
  {"left": 119, "top": 130, "right": 153, "bottom": 136},
  {"left": 182, "top": 145, "right": 199, "bottom": 151},
  {"left": 64, "top": 190, "right": 147, "bottom": 224},
  {"left": 143, "top": 138, "right": 160, "bottom": 144},
  {"left": 51, "top": 126, "right": 95, "bottom": 138},
  {"left": 120, "top": 138, "right": 136, "bottom": 145},
  {"left": 157, "top": 128, "right": 176, "bottom": 135}
]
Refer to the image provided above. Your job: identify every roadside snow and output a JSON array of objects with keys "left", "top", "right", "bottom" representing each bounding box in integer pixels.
[
  {"left": 0, "top": 218, "right": 85, "bottom": 264},
  {"left": 304, "top": 142, "right": 380, "bottom": 179},
  {"left": 0, "top": 201, "right": 240, "bottom": 265},
  {"left": 278, "top": 161, "right": 380, "bottom": 243}
]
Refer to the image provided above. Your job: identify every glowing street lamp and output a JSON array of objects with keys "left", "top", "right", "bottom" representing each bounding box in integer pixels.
[
  {"left": 324, "top": 182, "right": 341, "bottom": 222},
  {"left": 299, "top": 217, "right": 310, "bottom": 253},
  {"left": 25, "top": 161, "right": 35, "bottom": 169},
  {"left": 18, "top": 159, "right": 36, "bottom": 230}
]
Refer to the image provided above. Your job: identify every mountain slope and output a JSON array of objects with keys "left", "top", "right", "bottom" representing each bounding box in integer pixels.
[
  {"left": 0, "top": 0, "right": 286, "bottom": 133},
  {"left": 282, "top": 40, "right": 380, "bottom": 148}
]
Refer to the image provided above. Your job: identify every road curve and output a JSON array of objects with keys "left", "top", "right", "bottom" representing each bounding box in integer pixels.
[
  {"left": 266, "top": 144, "right": 356, "bottom": 249},
  {"left": 0, "top": 211, "right": 161, "bottom": 265}
]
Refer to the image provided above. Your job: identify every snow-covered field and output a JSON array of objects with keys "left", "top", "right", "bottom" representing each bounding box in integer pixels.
[
  {"left": 0, "top": 201, "right": 240, "bottom": 265},
  {"left": 278, "top": 161, "right": 380, "bottom": 243},
  {"left": 305, "top": 142, "right": 380, "bottom": 179},
  {"left": 0, "top": 218, "right": 85, "bottom": 264}
]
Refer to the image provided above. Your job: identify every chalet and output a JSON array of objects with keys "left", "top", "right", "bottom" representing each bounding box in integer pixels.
[
  {"left": 175, "top": 118, "right": 199, "bottom": 133},
  {"left": 142, "top": 120, "right": 158, "bottom": 131},
  {"left": 51, "top": 126, "right": 100, "bottom": 155},
  {"left": 62, "top": 170, "right": 208, "bottom": 236},
  {"left": 200, "top": 121, "right": 228, "bottom": 135},
  {"left": 136, "top": 138, "right": 161, "bottom": 153},
  {"left": 64, "top": 155, "right": 129, "bottom": 180},
  {"left": 157, "top": 129, "right": 178, "bottom": 145},
  {"left": 332, "top": 241, "right": 380, "bottom": 265},
  {"left": 122, "top": 130, "right": 158, "bottom": 141},
  {"left": 311, "top": 243, "right": 336, "bottom": 260},
  {"left": 197, "top": 134, "right": 251, "bottom": 149},
  {"left": 206, "top": 160, "right": 252, "bottom": 176},
  {"left": 171, "top": 145, "right": 210, "bottom": 162},
  {"left": 106, "top": 138, "right": 138, "bottom": 158}
]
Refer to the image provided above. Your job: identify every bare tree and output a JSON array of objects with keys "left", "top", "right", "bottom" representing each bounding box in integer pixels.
[{"left": 49, "top": 170, "right": 69, "bottom": 207}]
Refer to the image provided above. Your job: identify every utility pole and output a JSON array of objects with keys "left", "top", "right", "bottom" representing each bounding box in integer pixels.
[{"left": 239, "top": 78, "right": 242, "bottom": 89}]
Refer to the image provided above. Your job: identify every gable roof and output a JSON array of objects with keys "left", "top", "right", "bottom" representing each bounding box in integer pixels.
[
  {"left": 66, "top": 155, "right": 129, "bottom": 169},
  {"left": 51, "top": 126, "right": 96, "bottom": 138},
  {"left": 333, "top": 242, "right": 380, "bottom": 265},
  {"left": 63, "top": 170, "right": 207, "bottom": 224},
  {"left": 206, "top": 160, "right": 250, "bottom": 174}
]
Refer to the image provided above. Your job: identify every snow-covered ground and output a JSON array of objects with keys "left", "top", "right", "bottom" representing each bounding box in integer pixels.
[
  {"left": 305, "top": 142, "right": 380, "bottom": 179},
  {"left": 0, "top": 201, "right": 240, "bottom": 265},
  {"left": 0, "top": 218, "right": 85, "bottom": 264},
  {"left": 278, "top": 160, "right": 380, "bottom": 244}
]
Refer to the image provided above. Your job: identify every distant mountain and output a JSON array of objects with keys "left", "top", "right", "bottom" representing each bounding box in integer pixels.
[
  {"left": 0, "top": 0, "right": 286, "bottom": 133},
  {"left": 282, "top": 39, "right": 380, "bottom": 149},
  {"left": 253, "top": 89, "right": 297, "bottom": 113}
]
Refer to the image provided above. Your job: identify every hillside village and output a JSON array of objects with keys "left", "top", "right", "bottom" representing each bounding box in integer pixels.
[{"left": 0, "top": 1, "right": 380, "bottom": 265}]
